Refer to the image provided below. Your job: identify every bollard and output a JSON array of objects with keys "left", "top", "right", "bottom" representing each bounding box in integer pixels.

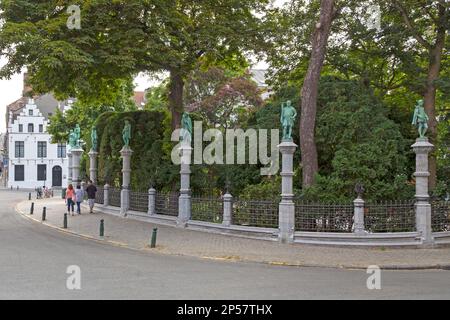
[
  {"left": 28, "top": 193, "right": 31, "bottom": 201},
  {"left": 30, "top": 202, "right": 34, "bottom": 215},
  {"left": 42, "top": 207, "right": 46, "bottom": 221},
  {"left": 150, "top": 228, "right": 158, "bottom": 248},
  {"left": 100, "top": 219, "right": 104, "bottom": 237},
  {"left": 63, "top": 213, "right": 68, "bottom": 229}
]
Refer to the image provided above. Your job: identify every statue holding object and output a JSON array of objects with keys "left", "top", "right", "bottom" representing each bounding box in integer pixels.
[
  {"left": 280, "top": 100, "right": 297, "bottom": 141},
  {"left": 122, "top": 120, "right": 132, "bottom": 147},
  {"left": 412, "top": 99, "right": 429, "bottom": 138},
  {"left": 180, "top": 112, "right": 193, "bottom": 145}
]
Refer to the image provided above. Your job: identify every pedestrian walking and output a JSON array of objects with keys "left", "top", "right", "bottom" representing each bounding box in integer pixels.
[
  {"left": 65, "top": 184, "right": 75, "bottom": 216},
  {"left": 85, "top": 180, "right": 97, "bottom": 214},
  {"left": 75, "top": 185, "right": 84, "bottom": 215}
]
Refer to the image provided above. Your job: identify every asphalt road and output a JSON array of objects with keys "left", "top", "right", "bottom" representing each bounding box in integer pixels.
[{"left": 0, "top": 190, "right": 449, "bottom": 300}]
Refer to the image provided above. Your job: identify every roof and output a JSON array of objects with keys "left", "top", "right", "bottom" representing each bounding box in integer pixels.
[{"left": 133, "top": 91, "right": 146, "bottom": 108}]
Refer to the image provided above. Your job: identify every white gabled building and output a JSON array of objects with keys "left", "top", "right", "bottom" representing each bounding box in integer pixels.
[{"left": 7, "top": 98, "right": 68, "bottom": 189}]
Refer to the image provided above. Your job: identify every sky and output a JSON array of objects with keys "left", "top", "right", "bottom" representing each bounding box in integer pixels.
[{"left": 0, "top": 0, "right": 288, "bottom": 133}]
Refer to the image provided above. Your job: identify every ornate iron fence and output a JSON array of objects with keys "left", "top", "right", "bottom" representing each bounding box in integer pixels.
[
  {"left": 95, "top": 186, "right": 104, "bottom": 204},
  {"left": 295, "top": 201, "right": 354, "bottom": 233},
  {"left": 109, "top": 188, "right": 121, "bottom": 207},
  {"left": 232, "top": 199, "right": 278, "bottom": 228},
  {"left": 129, "top": 190, "right": 148, "bottom": 213},
  {"left": 156, "top": 192, "right": 179, "bottom": 216},
  {"left": 365, "top": 200, "right": 416, "bottom": 233},
  {"left": 432, "top": 201, "right": 450, "bottom": 232},
  {"left": 191, "top": 196, "right": 223, "bottom": 223}
]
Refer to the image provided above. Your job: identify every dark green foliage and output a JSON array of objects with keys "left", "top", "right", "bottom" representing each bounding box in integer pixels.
[
  {"left": 304, "top": 76, "right": 414, "bottom": 201},
  {"left": 95, "top": 110, "right": 177, "bottom": 191}
]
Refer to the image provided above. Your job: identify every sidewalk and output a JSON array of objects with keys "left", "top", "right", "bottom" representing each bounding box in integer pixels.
[{"left": 16, "top": 197, "right": 450, "bottom": 270}]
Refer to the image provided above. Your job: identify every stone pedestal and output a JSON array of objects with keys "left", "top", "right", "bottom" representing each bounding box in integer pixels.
[
  {"left": 278, "top": 141, "right": 297, "bottom": 243},
  {"left": 148, "top": 188, "right": 156, "bottom": 215},
  {"left": 120, "top": 146, "right": 133, "bottom": 216},
  {"left": 71, "top": 147, "right": 84, "bottom": 186},
  {"left": 412, "top": 138, "right": 434, "bottom": 245},
  {"left": 67, "top": 150, "right": 73, "bottom": 185},
  {"left": 353, "top": 197, "right": 367, "bottom": 235},
  {"left": 178, "top": 144, "right": 192, "bottom": 227},
  {"left": 88, "top": 149, "right": 98, "bottom": 184},
  {"left": 223, "top": 193, "right": 233, "bottom": 227}
]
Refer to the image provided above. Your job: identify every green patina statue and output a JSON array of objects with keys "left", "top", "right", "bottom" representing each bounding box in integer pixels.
[
  {"left": 91, "top": 127, "right": 98, "bottom": 151},
  {"left": 122, "top": 120, "right": 132, "bottom": 147},
  {"left": 280, "top": 100, "right": 297, "bottom": 141},
  {"left": 412, "top": 99, "right": 429, "bottom": 138},
  {"left": 73, "top": 124, "right": 81, "bottom": 148},
  {"left": 68, "top": 129, "right": 76, "bottom": 149},
  {"left": 181, "top": 112, "right": 193, "bottom": 144}
]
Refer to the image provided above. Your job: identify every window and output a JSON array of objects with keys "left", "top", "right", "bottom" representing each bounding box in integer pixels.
[
  {"left": 57, "top": 143, "right": 67, "bottom": 158},
  {"left": 29, "top": 109, "right": 33, "bottom": 116},
  {"left": 28, "top": 123, "right": 34, "bottom": 133},
  {"left": 15, "top": 141, "right": 25, "bottom": 158},
  {"left": 37, "top": 141, "right": 47, "bottom": 158},
  {"left": 19, "top": 124, "right": 23, "bottom": 133},
  {"left": 37, "top": 164, "right": 47, "bottom": 181},
  {"left": 39, "top": 124, "right": 43, "bottom": 133},
  {"left": 14, "top": 165, "right": 25, "bottom": 181}
]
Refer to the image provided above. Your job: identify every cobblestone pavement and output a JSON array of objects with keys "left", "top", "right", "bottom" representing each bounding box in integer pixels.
[{"left": 16, "top": 197, "right": 450, "bottom": 269}]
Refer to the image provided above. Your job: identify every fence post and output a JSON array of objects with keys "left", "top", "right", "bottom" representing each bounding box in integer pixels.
[
  {"left": 412, "top": 138, "right": 434, "bottom": 245},
  {"left": 353, "top": 197, "right": 366, "bottom": 235},
  {"left": 278, "top": 141, "right": 297, "bottom": 244},
  {"left": 120, "top": 146, "right": 133, "bottom": 217},
  {"left": 223, "top": 192, "right": 233, "bottom": 227},
  {"left": 104, "top": 184, "right": 110, "bottom": 207},
  {"left": 148, "top": 188, "right": 156, "bottom": 215},
  {"left": 178, "top": 144, "right": 192, "bottom": 227}
]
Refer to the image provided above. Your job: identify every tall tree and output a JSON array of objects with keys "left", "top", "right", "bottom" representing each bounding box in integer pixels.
[
  {"left": 0, "top": 0, "right": 268, "bottom": 129},
  {"left": 300, "top": 0, "right": 337, "bottom": 187},
  {"left": 389, "top": 0, "right": 448, "bottom": 189}
]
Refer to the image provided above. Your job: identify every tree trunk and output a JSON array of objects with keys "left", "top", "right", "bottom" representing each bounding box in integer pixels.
[
  {"left": 300, "top": 0, "right": 336, "bottom": 188},
  {"left": 423, "top": 5, "right": 446, "bottom": 192},
  {"left": 169, "top": 71, "right": 184, "bottom": 130}
]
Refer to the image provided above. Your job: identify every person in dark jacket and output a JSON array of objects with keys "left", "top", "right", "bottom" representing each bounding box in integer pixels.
[{"left": 85, "top": 180, "right": 98, "bottom": 214}]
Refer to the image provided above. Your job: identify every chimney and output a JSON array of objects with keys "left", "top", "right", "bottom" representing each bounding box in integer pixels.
[{"left": 23, "top": 73, "right": 33, "bottom": 97}]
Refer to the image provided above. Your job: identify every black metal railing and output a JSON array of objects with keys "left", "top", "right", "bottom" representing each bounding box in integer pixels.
[
  {"left": 129, "top": 190, "right": 148, "bottom": 213},
  {"left": 109, "top": 188, "right": 121, "bottom": 207},
  {"left": 295, "top": 201, "right": 354, "bottom": 233},
  {"left": 191, "top": 196, "right": 223, "bottom": 223},
  {"left": 432, "top": 201, "right": 450, "bottom": 232},
  {"left": 232, "top": 199, "right": 278, "bottom": 228},
  {"left": 365, "top": 200, "right": 416, "bottom": 233},
  {"left": 155, "top": 192, "right": 179, "bottom": 216},
  {"left": 95, "top": 186, "right": 104, "bottom": 204}
]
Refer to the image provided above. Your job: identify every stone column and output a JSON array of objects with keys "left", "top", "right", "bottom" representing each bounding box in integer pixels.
[
  {"left": 71, "top": 147, "right": 83, "bottom": 186},
  {"left": 222, "top": 192, "right": 233, "bottom": 227},
  {"left": 120, "top": 146, "right": 133, "bottom": 216},
  {"left": 278, "top": 141, "right": 297, "bottom": 243},
  {"left": 178, "top": 144, "right": 192, "bottom": 227},
  {"left": 148, "top": 188, "right": 156, "bottom": 216},
  {"left": 88, "top": 149, "right": 98, "bottom": 184},
  {"left": 104, "top": 184, "right": 110, "bottom": 207},
  {"left": 353, "top": 197, "right": 366, "bottom": 235},
  {"left": 412, "top": 138, "right": 434, "bottom": 245},
  {"left": 67, "top": 150, "right": 73, "bottom": 185}
]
